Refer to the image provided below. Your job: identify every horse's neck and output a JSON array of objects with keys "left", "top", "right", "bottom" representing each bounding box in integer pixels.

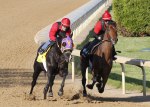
[
  {"left": 48, "top": 44, "right": 62, "bottom": 59},
  {"left": 96, "top": 39, "right": 113, "bottom": 60}
]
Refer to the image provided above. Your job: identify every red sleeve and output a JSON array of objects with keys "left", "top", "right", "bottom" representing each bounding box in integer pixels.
[
  {"left": 94, "top": 21, "right": 102, "bottom": 35},
  {"left": 49, "top": 22, "right": 59, "bottom": 41}
]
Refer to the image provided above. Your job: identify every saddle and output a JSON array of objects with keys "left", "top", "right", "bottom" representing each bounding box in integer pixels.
[
  {"left": 81, "top": 41, "right": 102, "bottom": 70},
  {"left": 90, "top": 42, "right": 101, "bottom": 55}
]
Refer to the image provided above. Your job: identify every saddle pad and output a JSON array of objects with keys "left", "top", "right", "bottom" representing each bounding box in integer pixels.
[{"left": 36, "top": 47, "right": 51, "bottom": 63}]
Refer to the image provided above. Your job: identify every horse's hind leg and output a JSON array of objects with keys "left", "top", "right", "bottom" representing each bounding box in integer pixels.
[
  {"left": 81, "top": 59, "right": 88, "bottom": 97},
  {"left": 29, "top": 61, "right": 41, "bottom": 94},
  {"left": 48, "top": 75, "right": 55, "bottom": 97},
  {"left": 43, "top": 68, "right": 52, "bottom": 99}
]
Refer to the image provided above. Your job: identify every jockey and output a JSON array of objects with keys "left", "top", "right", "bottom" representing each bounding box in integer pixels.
[
  {"left": 39, "top": 18, "right": 73, "bottom": 54},
  {"left": 82, "top": 10, "right": 117, "bottom": 60}
]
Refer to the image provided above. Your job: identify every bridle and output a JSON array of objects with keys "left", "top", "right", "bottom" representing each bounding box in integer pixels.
[{"left": 102, "top": 23, "right": 117, "bottom": 45}]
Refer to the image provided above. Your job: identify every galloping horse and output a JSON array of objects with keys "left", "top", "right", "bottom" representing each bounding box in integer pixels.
[
  {"left": 29, "top": 36, "right": 73, "bottom": 99},
  {"left": 80, "top": 21, "right": 118, "bottom": 96}
]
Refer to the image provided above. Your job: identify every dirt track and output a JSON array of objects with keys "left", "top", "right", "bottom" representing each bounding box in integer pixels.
[
  {"left": 0, "top": 0, "right": 150, "bottom": 107},
  {"left": 0, "top": 0, "right": 89, "bottom": 69},
  {"left": 0, "top": 69, "right": 150, "bottom": 107}
]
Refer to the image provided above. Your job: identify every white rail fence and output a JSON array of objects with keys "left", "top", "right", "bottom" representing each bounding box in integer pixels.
[
  {"left": 34, "top": 0, "right": 108, "bottom": 45},
  {"left": 71, "top": 49, "right": 150, "bottom": 96}
]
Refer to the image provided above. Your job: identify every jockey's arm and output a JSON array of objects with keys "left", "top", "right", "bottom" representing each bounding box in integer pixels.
[
  {"left": 93, "top": 21, "right": 102, "bottom": 40},
  {"left": 49, "top": 22, "right": 59, "bottom": 41}
]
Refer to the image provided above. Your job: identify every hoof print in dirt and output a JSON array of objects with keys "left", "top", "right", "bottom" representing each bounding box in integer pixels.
[{"left": 24, "top": 93, "right": 36, "bottom": 101}]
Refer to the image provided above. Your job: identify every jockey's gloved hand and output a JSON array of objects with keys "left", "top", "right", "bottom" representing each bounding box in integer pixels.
[
  {"left": 59, "top": 31, "right": 66, "bottom": 38},
  {"left": 56, "top": 35, "right": 62, "bottom": 43},
  {"left": 97, "top": 36, "right": 101, "bottom": 40},
  {"left": 56, "top": 35, "right": 60, "bottom": 38}
]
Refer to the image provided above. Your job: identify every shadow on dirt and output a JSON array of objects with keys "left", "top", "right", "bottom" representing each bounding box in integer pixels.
[
  {"left": 0, "top": 69, "right": 73, "bottom": 87},
  {"left": 86, "top": 94, "right": 150, "bottom": 103}
]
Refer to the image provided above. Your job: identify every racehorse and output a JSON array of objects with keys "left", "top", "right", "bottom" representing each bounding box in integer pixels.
[
  {"left": 80, "top": 21, "right": 118, "bottom": 96},
  {"left": 29, "top": 36, "right": 73, "bottom": 99}
]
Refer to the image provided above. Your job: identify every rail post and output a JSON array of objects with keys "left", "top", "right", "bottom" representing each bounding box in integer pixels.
[
  {"left": 120, "top": 63, "right": 126, "bottom": 94},
  {"left": 72, "top": 56, "right": 75, "bottom": 82},
  {"left": 137, "top": 66, "right": 146, "bottom": 96}
]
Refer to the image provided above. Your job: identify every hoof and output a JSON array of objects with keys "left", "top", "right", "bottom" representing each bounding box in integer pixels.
[
  {"left": 96, "top": 83, "right": 104, "bottom": 93},
  {"left": 83, "top": 93, "right": 87, "bottom": 97},
  {"left": 86, "top": 84, "right": 93, "bottom": 90},
  {"left": 96, "top": 83, "right": 101, "bottom": 88},
  {"left": 58, "top": 91, "right": 63, "bottom": 96},
  {"left": 83, "top": 90, "right": 87, "bottom": 97},
  {"left": 98, "top": 88, "right": 104, "bottom": 93},
  {"left": 44, "top": 93, "right": 47, "bottom": 99},
  {"left": 48, "top": 92, "right": 53, "bottom": 97}
]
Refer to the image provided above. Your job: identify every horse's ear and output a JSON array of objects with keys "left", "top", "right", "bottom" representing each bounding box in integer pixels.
[{"left": 114, "top": 21, "right": 117, "bottom": 27}]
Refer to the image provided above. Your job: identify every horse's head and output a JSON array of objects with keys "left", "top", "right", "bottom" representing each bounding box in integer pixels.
[
  {"left": 56, "top": 36, "right": 73, "bottom": 77},
  {"left": 104, "top": 21, "right": 118, "bottom": 45},
  {"left": 57, "top": 35, "right": 73, "bottom": 63}
]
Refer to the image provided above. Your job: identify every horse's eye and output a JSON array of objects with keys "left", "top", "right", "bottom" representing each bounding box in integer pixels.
[{"left": 62, "top": 42, "right": 66, "bottom": 47}]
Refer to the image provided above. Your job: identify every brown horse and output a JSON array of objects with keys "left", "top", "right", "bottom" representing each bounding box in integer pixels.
[{"left": 80, "top": 21, "right": 118, "bottom": 96}]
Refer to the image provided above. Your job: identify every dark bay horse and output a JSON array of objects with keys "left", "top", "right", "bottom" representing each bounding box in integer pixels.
[
  {"left": 29, "top": 36, "right": 73, "bottom": 99},
  {"left": 80, "top": 21, "right": 118, "bottom": 96}
]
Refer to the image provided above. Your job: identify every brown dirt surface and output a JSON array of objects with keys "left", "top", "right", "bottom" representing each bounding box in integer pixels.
[
  {"left": 0, "top": 0, "right": 89, "bottom": 69},
  {"left": 0, "top": 70, "right": 150, "bottom": 107}
]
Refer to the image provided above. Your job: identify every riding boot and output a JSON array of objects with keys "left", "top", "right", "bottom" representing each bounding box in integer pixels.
[
  {"left": 39, "top": 40, "right": 55, "bottom": 54},
  {"left": 112, "top": 45, "right": 117, "bottom": 60}
]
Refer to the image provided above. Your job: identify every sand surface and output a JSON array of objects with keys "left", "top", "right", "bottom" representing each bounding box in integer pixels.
[
  {"left": 0, "top": 0, "right": 89, "bottom": 69},
  {"left": 0, "top": 70, "right": 149, "bottom": 107}
]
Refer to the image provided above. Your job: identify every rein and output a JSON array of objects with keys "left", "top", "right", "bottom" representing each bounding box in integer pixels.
[{"left": 101, "top": 24, "right": 116, "bottom": 45}]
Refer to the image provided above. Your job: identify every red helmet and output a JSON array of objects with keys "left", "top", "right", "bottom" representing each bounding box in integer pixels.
[
  {"left": 61, "top": 18, "right": 70, "bottom": 27},
  {"left": 102, "top": 11, "right": 112, "bottom": 20}
]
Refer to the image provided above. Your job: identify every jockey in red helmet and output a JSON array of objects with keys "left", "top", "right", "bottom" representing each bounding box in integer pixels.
[
  {"left": 49, "top": 18, "right": 72, "bottom": 41},
  {"left": 94, "top": 10, "right": 112, "bottom": 36},
  {"left": 39, "top": 18, "right": 73, "bottom": 54},
  {"left": 82, "top": 11, "right": 117, "bottom": 60},
  {"left": 102, "top": 10, "right": 112, "bottom": 20}
]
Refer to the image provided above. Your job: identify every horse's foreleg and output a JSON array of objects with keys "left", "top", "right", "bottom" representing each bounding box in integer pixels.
[
  {"left": 98, "top": 69, "right": 110, "bottom": 93},
  {"left": 48, "top": 75, "right": 55, "bottom": 97},
  {"left": 29, "top": 63, "right": 41, "bottom": 94},
  {"left": 86, "top": 76, "right": 96, "bottom": 90},
  {"left": 58, "top": 72, "right": 67, "bottom": 96}
]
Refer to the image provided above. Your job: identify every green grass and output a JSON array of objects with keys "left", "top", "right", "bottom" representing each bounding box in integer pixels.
[
  {"left": 107, "top": 36, "right": 150, "bottom": 92},
  {"left": 115, "top": 36, "right": 150, "bottom": 60}
]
